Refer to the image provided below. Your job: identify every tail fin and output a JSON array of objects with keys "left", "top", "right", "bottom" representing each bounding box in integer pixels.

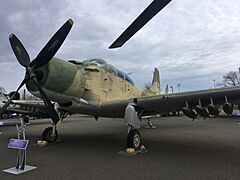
[{"left": 149, "top": 68, "right": 160, "bottom": 95}]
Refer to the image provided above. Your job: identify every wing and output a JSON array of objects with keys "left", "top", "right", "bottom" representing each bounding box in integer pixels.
[
  {"left": 99, "top": 86, "right": 240, "bottom": 118},
  {"left": 0, "top": 100, "right": 49, "bottom": 118}
]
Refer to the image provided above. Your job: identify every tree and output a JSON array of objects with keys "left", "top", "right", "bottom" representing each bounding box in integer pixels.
[
  {"left": 143, "top": 82, "right": 152, "bottom": 90},
  {"left": 217, "top": 70, "right": 240, "bottom": 87}
]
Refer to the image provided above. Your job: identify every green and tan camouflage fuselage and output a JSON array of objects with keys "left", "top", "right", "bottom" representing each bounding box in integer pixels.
[{"left": 26, "top": 58, "right": 158, "bottom": 104}]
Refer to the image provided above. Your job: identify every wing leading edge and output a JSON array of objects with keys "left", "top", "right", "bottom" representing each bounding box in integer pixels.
[{"left": 99, "top": 86, "right": 240, "bottom": 118}]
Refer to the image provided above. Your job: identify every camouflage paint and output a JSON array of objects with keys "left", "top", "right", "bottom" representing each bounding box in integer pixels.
[
  {"left": 27, "top": 58, "right": 160, "bottom": 103},
  {"left": 82, "top": 64, "right": 142, "bottom": 102},
  {"left": 27, "top": 58, "right": 86, "bottom": 97},
  {"left": 142, "top": 68, "right": 160, "bottom": 96}
]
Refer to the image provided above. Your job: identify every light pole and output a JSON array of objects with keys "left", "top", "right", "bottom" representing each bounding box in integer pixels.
[
  {"left": 212, "top": 79, "right": 216, "bottom": 88},
  {"left": 170, "top": 86, "right": 173, "bottom": 93}
]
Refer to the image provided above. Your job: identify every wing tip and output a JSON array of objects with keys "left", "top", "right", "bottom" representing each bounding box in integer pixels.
[
  {"left": 68, "top": 19, "right": 74, "bottom": 26},
  {"left": 9, "top": 33, "right": 14, "bottom": 39},
  {"left": 109, "top": 41, "right": 124, "bottom": 49}
]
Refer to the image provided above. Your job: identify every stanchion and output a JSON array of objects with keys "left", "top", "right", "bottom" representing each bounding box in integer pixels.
[{"left": 3, "top": 118, "right": 36, "bottom": 175}]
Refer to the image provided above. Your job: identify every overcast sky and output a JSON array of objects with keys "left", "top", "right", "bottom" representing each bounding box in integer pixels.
[{"left": 1, "top": 0, "right": 240, "bottom": 93}]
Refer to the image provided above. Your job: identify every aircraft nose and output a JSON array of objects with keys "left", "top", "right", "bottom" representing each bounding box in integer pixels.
[
  {"left": 25, "top": 63, "right": 49, "bottom": 92},
  {"left": 26, "top": 58, "right": 79, "bottom": 94}
]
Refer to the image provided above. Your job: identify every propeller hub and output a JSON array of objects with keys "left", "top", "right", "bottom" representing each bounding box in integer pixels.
[{"left": 24, "top": 66, "right": 38, "bottom": 83}]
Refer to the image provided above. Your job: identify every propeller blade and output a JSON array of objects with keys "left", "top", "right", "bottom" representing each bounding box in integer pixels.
[
  {"left": 32, "top": 77, "right": 60, "bottom": 125},
  {"left": 0, "top": 78, "right": 27, "bottom": 116},
  {"left": 31, "top": 19, "right": 74, "bottom": 68},
  {"left": 109, "top": 0, "right": 172, "bottom": 49},
  {"left": 9, "top": 34, "right": 30, "bottom": 67}
]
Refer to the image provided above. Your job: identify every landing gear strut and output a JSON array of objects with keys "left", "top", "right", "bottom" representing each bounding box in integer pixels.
[
  {"left": 144, "top": 118, "right": 156, "bottom": 129},
  {"left": 42, "top": 127, "right": 58, "bottom": 143}
]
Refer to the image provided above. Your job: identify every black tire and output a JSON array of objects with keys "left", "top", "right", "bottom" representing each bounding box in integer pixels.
[
  {"left": 23, "top": 116, "right": 29, "bottom": 124},
  {"left": 2, "top": 114, "right": 9, "bottom": 119},
  {"left": 127, "top": 130, "right": 141, "bottom": 149},
  {"left": 42, "top": 127, "right": 58, "bottom": 143}
]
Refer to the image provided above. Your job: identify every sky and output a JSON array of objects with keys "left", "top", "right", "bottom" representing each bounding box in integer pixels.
[{"left": 1, "top": 0, "right": 240, "bottom": 93}]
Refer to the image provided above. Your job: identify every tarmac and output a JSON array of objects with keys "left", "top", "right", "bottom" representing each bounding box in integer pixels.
[{"left": 1, "top": 115, "right": 240, "bottom": 180}]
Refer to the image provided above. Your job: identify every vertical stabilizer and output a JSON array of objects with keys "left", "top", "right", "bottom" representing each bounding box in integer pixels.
[
  {"left": 149, "top": 68, "right": 160, "bottom": 95},
  {"left": 142, "top": 68, "right": 160, "bottom": 96}
]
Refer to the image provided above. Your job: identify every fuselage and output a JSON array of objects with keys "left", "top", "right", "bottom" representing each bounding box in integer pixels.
[{"left": 26, "top": 58, "right": 143, "bottom": 104}]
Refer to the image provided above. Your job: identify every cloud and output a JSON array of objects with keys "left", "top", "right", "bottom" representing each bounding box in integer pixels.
[{"left": 1, "top": 0, "right": 240, "bottom": 93}]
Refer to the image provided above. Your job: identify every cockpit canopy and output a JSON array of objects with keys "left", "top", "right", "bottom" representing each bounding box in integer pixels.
[{"left": 83, "top": 58, "right": 134, "bottom": 84}]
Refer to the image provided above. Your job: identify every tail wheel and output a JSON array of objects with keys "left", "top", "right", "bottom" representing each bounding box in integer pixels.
[
  {"left": 127, "top": 130, "right": 142, "bottom": 150},
  {"left": 42, "top": 127, "right": 58, "bottom": 143}
]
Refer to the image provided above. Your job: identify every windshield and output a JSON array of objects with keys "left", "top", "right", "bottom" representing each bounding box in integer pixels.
[
  {"left": 83, "top": 59, "right": 134, "bottom": 84},
  {"left": 83, "top": 58, "right": 107, "bottom": 69}
]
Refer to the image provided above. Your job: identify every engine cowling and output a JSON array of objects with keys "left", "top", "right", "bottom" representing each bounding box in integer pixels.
[
  {"left": 182, "top": 107, "right": 197, "bottom": 119},
  {"left": 223, "top": 103, "right": 233, "bottom": 115},
  {"left": 195, "top": 105, "right": 208, "bottom": 119},
  {"left": 26, "top": 58, "right": 86, "bottom": 102},
  {"left": 207, "top": 104, "right": 220, "bottom": 116},
  {"left": 8, "top": 91, "right": 20, "bottom": 100}
]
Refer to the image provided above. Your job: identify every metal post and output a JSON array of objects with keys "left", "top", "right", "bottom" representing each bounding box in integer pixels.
[
  {"left": 212, "top": 80, "right": 216, "bottom": 88},
  {"left": 23, "top": 89, "right": 26, "bottom": 100},
  {"left": 15, "top": 118, "right": 26, "bottom": 170},
  {"left": 3, "top": 117, "right": 36, "bottom": 174},
  {"left": 170, "top": 86, "right": 173, "bottom": 93},
  {"left": 21, "top": 118, "right": 26, "bottom": 170}
]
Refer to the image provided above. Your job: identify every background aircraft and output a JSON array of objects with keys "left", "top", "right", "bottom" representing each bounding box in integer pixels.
[
  {"left": 0, "top": 87, "right": 50, "bottom": 119},
  {"left": 2, "top": 0, "right": 240, "bottom": 150}
]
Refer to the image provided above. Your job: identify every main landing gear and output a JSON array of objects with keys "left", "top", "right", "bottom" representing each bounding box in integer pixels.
[
  {"left": 118, "top": 102, "right": 147, "bottom": 156},
  {"left": 40, "top": 111, "right": 68, "bottom": 144},
  {"left": 42, "top": 126, "right": 58, "bottom": 143}
]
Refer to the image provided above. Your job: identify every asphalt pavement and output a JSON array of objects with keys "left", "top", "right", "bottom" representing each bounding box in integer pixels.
[{"left": 1, "top": 115, "right": 240, "bottom": 180}]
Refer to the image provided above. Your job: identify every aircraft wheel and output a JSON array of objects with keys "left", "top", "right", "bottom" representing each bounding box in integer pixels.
[
  {"left": 127, "top": 130, "right": 141, "bottom": 150},
  {"left": 2, "top": 114, "right": 9, "bottom": 119},
  {"left": 42, "top": 127, "right": 58, "bottom": 143},
  {"left": 23, "top": 116, "right": 29, "bottom": 124}
]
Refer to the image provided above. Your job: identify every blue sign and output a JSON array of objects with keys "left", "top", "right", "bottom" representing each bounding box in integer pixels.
[
  {"left": 0, "top": 121, "right": 4, "bottom": 126},
  {"left": 8, "top": 139, "right": 29, "bottom": 150}
]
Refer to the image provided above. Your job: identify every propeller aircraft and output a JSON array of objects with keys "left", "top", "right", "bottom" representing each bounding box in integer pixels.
[
  {"left": 0, "top": 89, "right": 48, "bottom": 119},
  {"left": 1, "top": 0, "right": 240, "bottom": 150}
]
